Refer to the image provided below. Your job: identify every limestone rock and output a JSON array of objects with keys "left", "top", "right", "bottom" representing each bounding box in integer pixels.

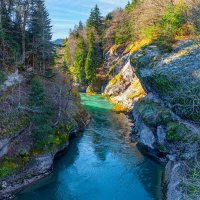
[
  {"left": 104, "top": 60, "right": 146, "bottom": 110},
  {"left": 156, "top": 126, "right": 166, "bottom": 145}
]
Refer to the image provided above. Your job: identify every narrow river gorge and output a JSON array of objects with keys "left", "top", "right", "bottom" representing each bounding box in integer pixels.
[{"left": 16, "top": 94, "right": 164, "bottom": 200}]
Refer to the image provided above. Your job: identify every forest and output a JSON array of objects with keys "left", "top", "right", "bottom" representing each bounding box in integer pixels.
[
  {"left": 0, "top": 0, "right": 53, "bottom": 73},
  {"left": 63, "top": 0, "right": 200, "bottom": 92},
  {"left": 0, "top": 0, "right": 200, "bottom": 199}
]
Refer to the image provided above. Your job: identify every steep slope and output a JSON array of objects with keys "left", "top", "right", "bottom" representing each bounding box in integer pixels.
[
  {"left": 0, "top": 49, "right": 90, "bottom": 199},
  {"left": 104, "top": 54, "right": 146, "bottom": 110},
  {"left": 103, "top": 39, "right": 200, "bottom": 200},
  {"left": 131, "top": 39, "right": 200, "bottom": 200}
]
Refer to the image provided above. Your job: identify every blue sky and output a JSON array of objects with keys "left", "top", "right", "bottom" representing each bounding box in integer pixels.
[{"left": 45, "top": 0, "right": 128, "bottom": 40}]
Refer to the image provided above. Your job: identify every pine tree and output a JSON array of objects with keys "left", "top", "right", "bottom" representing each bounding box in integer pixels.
[
  {"left": 86, "top": 4, "right": 103, "bottom": 70},
  {"left": 74, "top": 37, "right": 86, "bottom": 84},
  {"left": 0, "top": 0, "right": 19, "bottom": 67},
  {"left": 125, "top": 0, "right": 138, "bottom": 12},
  {"left": 126, "top": 1, "right": 131, "bottom": 10},
  {"left": 29, "top": 0, "right": 53, "bottom": 72},
  {"left": 87, "top": 4, "right": 103, "bottom": 35},
  {"left": 78, "top": 21, "right": 84, "bottom": 31},
  {"left": 0, "top": 0, "right": 53, "bottom": 71},
  {"left": 84, "top": 31, "right": 98, "bottom": 84},
  {"left": 15, "top": 0, "right": 32, "bottom": 67}
]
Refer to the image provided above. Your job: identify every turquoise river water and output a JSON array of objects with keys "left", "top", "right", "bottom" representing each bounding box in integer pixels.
[{"left": 16, "top": 94, "right": 164, "bottom": 200}]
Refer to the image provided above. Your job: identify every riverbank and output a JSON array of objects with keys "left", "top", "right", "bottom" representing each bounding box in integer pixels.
[
  {"left": 16, "top": 94, "right": 164, "bottom": 200},
  {"left": 0, "top": 69, "right": 90, "bottom": 199},
  {"left": 102, "top": 39, "right": 200, "bottom": 200}
]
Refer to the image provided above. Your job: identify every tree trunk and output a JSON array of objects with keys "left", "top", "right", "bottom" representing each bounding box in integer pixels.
[
  {"left": 22, "top": 31, "right": 25, "bottom": 67},
  {"left": 0, "top": 1, "right": 5, "bottom": 67}
]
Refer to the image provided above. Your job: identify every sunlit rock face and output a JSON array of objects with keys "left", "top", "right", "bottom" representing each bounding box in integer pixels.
[
  {"left": 104, "top": 57, "right": 146, "bottom": 110},
  {"left": 102, "top": 38, "right": 200, "bottom": 200}
]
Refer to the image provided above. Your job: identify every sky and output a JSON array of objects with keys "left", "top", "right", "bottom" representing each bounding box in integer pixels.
[{"left": 45, "top": 0, "right": 128, "bottom": 40}]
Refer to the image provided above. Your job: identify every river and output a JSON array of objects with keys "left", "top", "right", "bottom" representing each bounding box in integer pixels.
[{"left": 16, "top": 94, "right": 164, "bottom": 200}]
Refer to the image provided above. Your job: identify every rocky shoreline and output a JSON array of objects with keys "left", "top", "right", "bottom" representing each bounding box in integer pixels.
[
  {"left": 103, "top": 39, "right": 200, "bottom": 200},
  {"left": 0, "top": 67, "right": 91, "bottom": 199},
  {"left": 0, "top": 113, "right": 90, "bottom": 200},
  {"left": 131, "top": 93, "right": 195, "bottom": 200}
]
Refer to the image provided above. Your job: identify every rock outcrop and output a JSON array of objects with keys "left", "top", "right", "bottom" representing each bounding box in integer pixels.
[
  {"left": 103, "top": 39, "right": 200, "bottom": 200},
  {"left": 131, "top": 40, "right": 200, "bottom": 200},
  {"left": 104, "top": 51, "right": 146, "bottom": 110}
]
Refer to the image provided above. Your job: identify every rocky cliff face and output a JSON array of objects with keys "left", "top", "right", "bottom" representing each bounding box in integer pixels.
[
  {"left": 103, "top": 47, "right": 146, "bottom": 110},
  {"left": 0, "top": 68, "right": 90, "bottom": 199},
  {"left": 104, "top": 60, "right": 146, "bottom": 110},
  {"left": 103, "top": 39, "right": 200, "bottom": 200}
]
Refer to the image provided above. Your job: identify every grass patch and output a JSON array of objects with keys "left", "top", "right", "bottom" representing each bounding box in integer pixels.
[
  {"left": 138, "top": 101, "right": 173, "bottom": 127},
  {"left": 86, "top": 86, "right": 97, "bottom": 95},
  {"left": 0, "top": 159, "right": 18, "bottom": 179},
  {"left": 0, "top": 111, "right": 29, "bottom": 139},
  {"left": 0, "top": 155, "right": 30, "bottom": 180},
  {"left": 147, "top": 74, "right": 176, "bottom": 95},
  {"left": 166, "top": 122, "right": 189, "bottom": 142},
  {"left": 124, "top": 39, "right": 152, "bottom": 55}
]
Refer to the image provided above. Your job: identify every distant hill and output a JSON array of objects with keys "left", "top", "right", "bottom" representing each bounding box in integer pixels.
[{"left": 52, "top": 39, "right": 64, "bottom": 46}]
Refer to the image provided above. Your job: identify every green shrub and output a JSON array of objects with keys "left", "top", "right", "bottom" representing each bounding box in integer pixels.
[
  {"left": 148, "top": 74, "right": 176, "bottom": 95},
  {"left": 157, "top": 144, "right": 165, "bottom": 152},
  {"left": 138, "top": 101, "right": 173, "bottom": 127},
  {"left": 0, "top": 70, "right": 7, "bottom": 85},
  {"left": 140, "top": 4, "right": 186, "bottom": 52},
  {"left": 114, "top": 21, "right": 131, "bottom": 45},
  {"left": 125, "top": 0, "right": 138, "bottom": 12},
  {"left": 44, "top": 69, "right": 55, "bottom": 78},
  {"left": 45, "top": 123, "right": 76, "bottom": 151},
  {"left": 148, "top": 75, "right": 200, "bottom": 124},
  {"left": 28, "top": 77, "right": 53, "bottom": 150},
  {"left": 0, "top": 158, "right": 19, "bottom": 179},
  {"left": 166, "top": 122, "right": 189, "bottom": 142},
  {"left": 28, "top": 78, "right": 74, "bottom": 151},
  {"left": 188, "top": 165, "right": 200, "bottom": 197},
  {"left": 181, "top": 161, "right": 200, "bottom": 199},
  {"left": 142, "top": 25, "right": 156, "bottom": 41},
  {"left": 156, "top": 5, "right": 185, "bottom": 52}
]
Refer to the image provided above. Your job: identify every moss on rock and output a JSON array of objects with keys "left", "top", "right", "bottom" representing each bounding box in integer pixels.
[
  {"left": 166, "top": 122, "right": 190, "bottom": 142},
  {"left": 86, "top": 86, "right": 97, "bottom": 95},
  {"left": 138, "top": 100, "right": 173, "bottom": 127}
]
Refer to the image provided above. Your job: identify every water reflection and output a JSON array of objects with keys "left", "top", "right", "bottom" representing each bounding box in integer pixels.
[{"left": 16, "top": 94, "right": 163, "bottom": 200}]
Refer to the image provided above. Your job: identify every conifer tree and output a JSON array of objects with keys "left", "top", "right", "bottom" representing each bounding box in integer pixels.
[
  {"left": 125, "top": 0, "right": 138, "bottom": 11},
  {"left": 29, "top": 0, "right": 53, "bottom": 72},
  {"left": 15, "top": 0, "right": 32, "bottom": 67},
  {"left": 86, "top": 4, "right": 103, "bottom": 72},
  {"left": 0, "top": 0, "right": 18, "bottom": 67},
  {"left": 84, "top": 31, "right": 98, "bottom": 84},
  {"left": 87, "top": 4, "right": 103, "bottom": 35},
  {"left": 0, "top": 0, "right": 53, "bottom": 71},
  {"left": 78, "top": 21, "right": 84, "bottom": 31},
  {"left": 74, "top": 37, "right": 86, "bottom": 84}
]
